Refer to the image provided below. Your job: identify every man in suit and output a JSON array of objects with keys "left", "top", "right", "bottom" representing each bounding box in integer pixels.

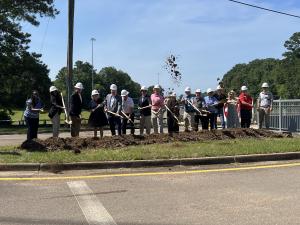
[
  {"left": 138, "top": 86, "right": 152, "bottom": 135},
  {"left": 69, "top": 82, "right": 83, "bottom": 137},
  {"left": 104, "top": 84, "right": 122, "bottom": 136}
]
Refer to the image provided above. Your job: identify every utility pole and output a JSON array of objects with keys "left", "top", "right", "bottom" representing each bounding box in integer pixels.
[
  {"left": 67, "top": 0, "right": 75, "bottom": 109},
  {"left": 91, "top": 37, "right": 96, "bottom": 90}
]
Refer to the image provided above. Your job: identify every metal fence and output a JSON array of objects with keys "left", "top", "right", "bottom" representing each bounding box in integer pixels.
[{"left": 269, "top": 99, "right": 300, "bottom": 132}]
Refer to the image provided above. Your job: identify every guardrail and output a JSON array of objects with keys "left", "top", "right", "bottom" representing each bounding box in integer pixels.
[{"left": 269, "top": 99, "right": 300, "bottom": 132}]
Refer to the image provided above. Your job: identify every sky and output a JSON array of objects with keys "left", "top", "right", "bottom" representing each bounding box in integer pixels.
[{"left": 23, "top": 0, "right": 300, "bottom": 94}]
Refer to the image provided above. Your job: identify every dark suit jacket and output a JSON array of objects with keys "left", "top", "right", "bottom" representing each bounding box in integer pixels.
[
  {"left": 48, "top": 93, "right": 63, "bottom": 118},
  {"left": 69, "top": 92, "right": 82, "bottom": 117},
  {"left": 138, "top": 95, "right": 151, "bottom": 116}
]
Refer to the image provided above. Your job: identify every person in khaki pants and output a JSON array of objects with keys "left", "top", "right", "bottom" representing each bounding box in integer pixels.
[
  {"left": 69, "top": 82, "right": 84, "bottom": 137},
  {"left": 48, "top": 86, "right": 64, "bottom": 137},
  {"left": 138, "top": 86, "right": 152, "bottom": 135},
  {"left": 151, "top": 85, "right": 165, "bottom": 134},
  {"left": 181, "top": 87, "right": 195, "bottom": 132},
  {"left": 257, "top": 82, "right": 273, "bottom": 129}
]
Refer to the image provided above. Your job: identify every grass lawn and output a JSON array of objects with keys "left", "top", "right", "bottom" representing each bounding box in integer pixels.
[
  {"left": 0, "top": 109, "right": 91, "bottom": 134},
  {"left": 10, "top": 109, "right": 90, "bottom": 123},
  {"left": 0, "top": 138, "right": 299, "bottom": 164}
]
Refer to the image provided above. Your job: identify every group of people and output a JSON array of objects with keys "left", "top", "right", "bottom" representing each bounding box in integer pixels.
[{"left": 23, "top": 81, "right": 273, "bottom": 140}]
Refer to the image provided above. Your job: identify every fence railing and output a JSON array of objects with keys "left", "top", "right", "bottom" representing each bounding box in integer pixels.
[{"left": 269, "top": 99, "right": 300, "bottom": 132}]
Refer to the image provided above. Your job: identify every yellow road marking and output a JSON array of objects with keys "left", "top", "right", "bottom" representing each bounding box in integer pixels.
[{"left": 0, "top": 162, "right": 300, "bottom": 181}]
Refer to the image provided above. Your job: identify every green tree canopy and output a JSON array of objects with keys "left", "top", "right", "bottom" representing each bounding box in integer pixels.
[
  {"left": 54, "top": 62, "right": 141, "bottom": 108},
  {"left": 0, "top": 0, "right": 58, "bottom": 110},
  {"left": 222, "top": 32, "right": 300, "bottom": 99}
]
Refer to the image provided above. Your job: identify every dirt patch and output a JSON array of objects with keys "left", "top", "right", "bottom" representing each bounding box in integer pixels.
[{"left": 20, "top": 129, "right": 291, "bottom": 152}]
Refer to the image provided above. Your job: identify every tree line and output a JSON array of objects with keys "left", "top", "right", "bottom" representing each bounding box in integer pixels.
[
  {"left": 1, "top": 0, "right": 300, "bottom": 122},
  {"left": 222, "top": 32, "right": 300, "bottom": 99}
]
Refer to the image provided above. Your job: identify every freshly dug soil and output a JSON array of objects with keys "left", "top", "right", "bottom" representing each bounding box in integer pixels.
[{"left": 20, "top": 128, "right": 291, "bottom": 152}]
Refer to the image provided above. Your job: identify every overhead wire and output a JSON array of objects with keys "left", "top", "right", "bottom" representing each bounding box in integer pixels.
[{"left": 228, "top": 0, "right": 300, "bottom": 19}]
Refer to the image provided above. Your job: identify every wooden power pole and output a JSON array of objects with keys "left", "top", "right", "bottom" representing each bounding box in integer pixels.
[{"left": 67, "top": 0, "right": 75, "bottom": 109}]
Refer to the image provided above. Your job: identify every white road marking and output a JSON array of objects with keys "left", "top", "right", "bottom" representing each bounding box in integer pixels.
[{"left": 67, "top": 180, "right": 117, "bottom": 225}]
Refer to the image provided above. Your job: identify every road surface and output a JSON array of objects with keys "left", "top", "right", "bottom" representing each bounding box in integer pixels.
[{"left": 0, "top": 161, "right": 299, "bottom": 225}]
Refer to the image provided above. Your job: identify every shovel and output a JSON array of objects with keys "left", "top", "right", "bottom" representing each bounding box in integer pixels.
[{"left": 61, "top": 93, "right": 72, "bottom": 125}]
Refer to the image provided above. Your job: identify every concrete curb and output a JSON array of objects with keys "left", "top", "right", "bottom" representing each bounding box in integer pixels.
[{"left": 0, "top": 152, "right": 300, "bottom": 171}]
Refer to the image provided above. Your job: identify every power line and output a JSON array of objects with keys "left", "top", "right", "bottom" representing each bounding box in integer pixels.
[{"left": 228, "top": 0, "right": 300, "bottom": 19}]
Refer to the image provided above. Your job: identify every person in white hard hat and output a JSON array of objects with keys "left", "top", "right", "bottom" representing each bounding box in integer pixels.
[
  {"left": 138, "top": 86, "right": 152, "bottom": 135},
  {"left": 88, "top": 90, "right": 108, "bottom": 138},
  {"left": 165, "top": 91, "right": 180, "bottom": 135},
  {"left": 151, "top": 84, "right": 165, "bottom": 134},
  {"left": 193, "top": 89, "right": 208, "bottom": 131},
  {"left": 181, "top": 86, "right": 195, "bottom": 132},
  {"left": 213, "top": 85, "right": 227, "bottom": 129},
  {"left": 23, "top": 90, "right": 44, "bottom": 140},
  {"left": 69, "top": 82, "right": 84, "bottom": 137},
  {"left": 257, "top": 82, "right": 273, "bottom": 129},
  {"left": 238, "top": 85, "right": 253, "bottom": 128},
  {"left": 48, "top": 86, "right": 64, "bottom": 137},
  {"left": 104, "top": 84, "right": 122, "bottom": 136},
  {"left": 204, "top": 88, "right": 219, "bottom": 130},
  {"left": 121, "top": 89, "right": 135, "bottom": 135}
]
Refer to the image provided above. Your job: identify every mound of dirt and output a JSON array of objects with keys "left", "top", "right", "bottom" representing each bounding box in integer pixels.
[{"left": 20, "top": 128, "right": 291, "bottom": 152}]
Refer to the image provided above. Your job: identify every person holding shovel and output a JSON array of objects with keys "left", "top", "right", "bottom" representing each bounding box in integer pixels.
[
  {"left": 193, "top": 89, "right": 208, "bottom": 131},
  {"left": 204, "top": 88, "right": 219, "bottom": 130},
  {"left": 214, "top": 85, "right": 227, "bottom": 129},
  {"left": 48, "top": 86, "right": 64, "bottom": 137},
  {"left": 257, "top": 82, "right": 273, "bottom": 129},
  {"left": 88, "top": 90, "right": 108, "bottom": 138},
  {"left": 104, "top": 84, "right": 122, "bottom": 136},
  {"left": 69, "top": 82, "right": 83, "bottom": 137},
  {"left": 121, "top": 89, "right": 135, "bottom": 135},
  {"left": 24, "top": 90, "right": 44, "bottom": 140},
  {"left": 138, "top": 86, "right": 152, "bottom": 135},
  {"left": 181, "top": 87, "right": 195, "bottom": 132},
  {"left": 165, "top": 92, "right": 180, "bottom": 135},
  {"left": 151, "top": 84, "right": 165, "bottom": 134}
]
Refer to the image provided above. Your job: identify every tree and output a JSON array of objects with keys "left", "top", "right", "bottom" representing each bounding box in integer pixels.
[
  {"left": 222, "top": 32, "right": 300, "bottom": 99},
  {"left": 54, "top": 61, "right": 96, "bottom": 108},
  {"left": 97, "top": 67, "right": 141, "bottom": 100},
  {"left": 0, "top": 0, "right": 58, "bottom": 112},
  {"left": 54, "top": 63, "right": 141, "bottom": 108}
]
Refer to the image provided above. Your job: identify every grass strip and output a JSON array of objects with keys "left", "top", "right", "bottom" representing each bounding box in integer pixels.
[{"left": 0, "top": 138, "right": 299, "bottom": 164}]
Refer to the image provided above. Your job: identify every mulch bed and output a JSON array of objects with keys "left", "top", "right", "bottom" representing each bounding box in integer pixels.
[{"left": 20, "top": 128, "right": 291, "bottom": 152}]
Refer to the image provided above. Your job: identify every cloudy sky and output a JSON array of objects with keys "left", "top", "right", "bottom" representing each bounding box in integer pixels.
[{"left": 24, "top": 0, "right": 300, "bottom": 94}]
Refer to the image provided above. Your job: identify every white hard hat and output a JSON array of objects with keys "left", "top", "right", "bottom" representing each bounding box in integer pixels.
[
  {"left": 154, "top": 84, "right": 160, "bottom": 89},
  {"left": 121, "top": 89, "right": 129, "bottom": 97},
  {"left": 49, "top": 86, "right": 58, "bottom": 93},
  {"left": 262, "top": 82, "right": 269, "bottom": 88},
  {"left": 216, "top": 85, "right": 223, "bottom": 90},
  {"left": 110, "top": 84, "right": 117, "bottom": 90},
  {"left": 241, "top": 86, "right": 248, "bottom": 91},
  {"left": 195, "top": 89, "right": 201, "bottom": 93},
  {"left": 207, "top": 88, "right": 213, "bottom": 93},
  {"left": 74, "top": 82, "right": 84, "bottom": 89},
  {"left": 185, "top": 87, "right": 191, "bottom": 92},
  {"left": 140, "top": 86, "right": 147, "bottom": 91},
  {"left": 91, "top": 90, "right": 99, "bottom": 96}
]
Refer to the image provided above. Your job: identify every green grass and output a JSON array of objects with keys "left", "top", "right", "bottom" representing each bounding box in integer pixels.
[
  {"left": 0, "top": 138, "right": 299, "bottom": 164},
  {"left": 0, "top": 109, "right": 91, "bottom": 134},
  {"left": 10, "top": 109, "right": 90, "bottom": 122}
]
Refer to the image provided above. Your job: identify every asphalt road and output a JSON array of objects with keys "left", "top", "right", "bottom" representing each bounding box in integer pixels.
[{"left": 0, "top": 161, "right": 299, "bottom": 225}]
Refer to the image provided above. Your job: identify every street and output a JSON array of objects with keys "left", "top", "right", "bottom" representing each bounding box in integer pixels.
[{"left": 0, "top": 161, "right": 299, "bottom": 225}]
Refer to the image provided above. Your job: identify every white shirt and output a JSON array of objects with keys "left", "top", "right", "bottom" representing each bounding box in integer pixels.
[{"left": 122, "top": 97, "right": 134, "bottom": 114}]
